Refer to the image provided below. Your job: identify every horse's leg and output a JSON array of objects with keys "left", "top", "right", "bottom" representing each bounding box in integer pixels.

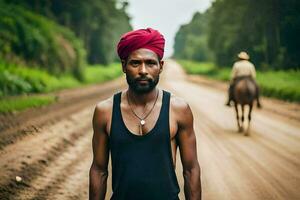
[
  {"left": 234, "top": 103, "right": 241, "bottom": 132},
  {"left": 245, "top": 103, "right": 253, "bottom": 136},
  {"left": 241, "top": 104, "right": 245, "bottom": 132}
]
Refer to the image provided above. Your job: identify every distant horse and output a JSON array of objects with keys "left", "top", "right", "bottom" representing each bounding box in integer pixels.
[{"left": 233, "top": 77, "right": 257, "bottom": 135}]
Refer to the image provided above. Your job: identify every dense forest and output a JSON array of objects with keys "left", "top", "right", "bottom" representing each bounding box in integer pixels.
[
  {"left": 0, "top": 0, "right": 132, "bottom": 78},
  {"left": 173, "top": 12, "right": 213, "bottom": 62},
  {"left": 174, "top": 0, "right": 300, "bottom": 70}
]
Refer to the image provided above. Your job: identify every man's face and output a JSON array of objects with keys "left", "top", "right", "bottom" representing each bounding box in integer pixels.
[{"left": 122, "top": 48, "right": 164, "bottom": 94}]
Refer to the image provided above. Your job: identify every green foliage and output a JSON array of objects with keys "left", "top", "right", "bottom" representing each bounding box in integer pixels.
[
  {"left": 0, "top": 95, "right": 56, "bottom": 113},
  {"left": 0, "top": 61, "right": 81, "bottom": 96},
  {"left": 0, "top": 61, "right": 122, "bottom": 97},
  {"left": 4, "top": 0, "right": 132, "bottom": 64},
  {"left": 174, "top": 12, "right": 213, "bottom": 61},
  {"left": 0, "top": 0, "right": 131, "bottom": 113},
  {"left": 279, "top": 0, "right": 300, "bottom": 68},
  {"left": 174, "top": 0, "right": 300, "bottom": 70},
  {"left": 84, "top": 63, "right": 123, "bottom": 84},
  {"left": 0, "top": 2, "right": 86, "bottom": 79},
  {"left": 256, "top": 70, "right": 300, "bottom": 102},
  {"left": 0, "top": 61, "right": 123, "bottom": 113},
  {"left": 178, "top": 60, "right": 300, "bottom": 102},
  {"left": 178, "top": 60, "right": 230, "bottom": 81},
  {"left": 207, "top": 0, "right": 300, "bottom": 69}
]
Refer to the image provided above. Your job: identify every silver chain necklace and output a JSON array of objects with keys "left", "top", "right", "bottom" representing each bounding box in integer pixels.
[{"left": 126, "top": 90, "right": 159, "bottom": 134}]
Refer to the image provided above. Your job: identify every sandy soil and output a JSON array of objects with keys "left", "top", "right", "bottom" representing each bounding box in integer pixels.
[{"left": 0, "top": 60, "right": 299, "bottom": 200}]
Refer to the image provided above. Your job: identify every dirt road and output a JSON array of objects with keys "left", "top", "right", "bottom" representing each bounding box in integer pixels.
[{"left": 0, "top": 60, "right": 299, "bottom": 199}]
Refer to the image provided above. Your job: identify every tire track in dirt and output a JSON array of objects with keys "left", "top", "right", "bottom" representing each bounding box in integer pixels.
[
  {"left": 0, "top": 78, "right": 125, "bottom": 199},
  {"left": 14, "top": 131, "right": 91, "bottom": 200},
  {"left": 0, "top": 79, "right": 126, "bottom": 150},
  {"left": 49, "top": 153, "right": 91, "bottom": 200},
  {"left": 0, "top": 106, "right": 91, "bottom": 181},
  {"left": 0, "top": 123, "right": 90, "bottom": 199}
]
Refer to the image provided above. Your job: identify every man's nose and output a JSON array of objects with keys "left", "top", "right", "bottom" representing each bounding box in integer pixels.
[{"left": 138, "top": 63, "right": 148, "bottom": 75}]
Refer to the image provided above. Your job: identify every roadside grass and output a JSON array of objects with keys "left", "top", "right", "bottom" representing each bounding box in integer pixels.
[
  {"left": 177, "top": 60, "right": 300, "bottom": 102},
  {"left": 0, "top": 62, "right": 122, "bottom": 113},
  {"left": 84, "top": 63, "right": 123, "bottom": 84},
  {"left": 0, "top": 95, "right": 56, "bottom": 113}
]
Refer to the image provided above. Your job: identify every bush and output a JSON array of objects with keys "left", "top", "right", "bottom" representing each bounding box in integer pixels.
[
  {"left": 0, "top": 61, "right": 122, "bottom": 97},
  {"left": 84, "top": 63, "right": 123, "bottom": 84},
  {"left": 0, "top": 2, "right": 86, "bottom": 79},
  {"left": 0, "top": 62, "right": 123, "bottom": 113},
  {"left": 0, "top": 61, "right": 81, "bottom": 96}
]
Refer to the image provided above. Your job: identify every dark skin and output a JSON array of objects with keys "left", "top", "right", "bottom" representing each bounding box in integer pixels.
[{"left": 89, "top": 48, "right": 201, "bottom": 200}]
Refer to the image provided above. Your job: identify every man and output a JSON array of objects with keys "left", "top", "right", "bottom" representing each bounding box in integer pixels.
[
  {"left": 89, "top": 28, "right": 201, "bottom": 200},
  {"left": 226, "top": 51, "right": 262, "bottom": 108}
]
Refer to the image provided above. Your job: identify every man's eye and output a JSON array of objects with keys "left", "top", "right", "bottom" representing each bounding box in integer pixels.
[
  {"left": 131, "top": 61, "right": 140, "bottom": 66},
  {"left": 147, "top": 62, "right": 157, "bottom": 66}
]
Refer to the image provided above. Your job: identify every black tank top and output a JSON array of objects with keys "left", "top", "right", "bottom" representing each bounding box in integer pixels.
[{"left": 109, "top": 90, "right": 180, "bottom": 200}]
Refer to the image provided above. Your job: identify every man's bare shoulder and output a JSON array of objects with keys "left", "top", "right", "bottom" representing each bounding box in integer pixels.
[
  {"left": 93, "top": 96, "right": 114, "bottom": 130},
  {"left": 95, "top": 96, "right": 114, "bottom": 114},
  {"left": 170, "top": 94, "right": 189, "bottom": 111},
  {"left": 170, "top": 94, "right": 193, "bottom": 121}
]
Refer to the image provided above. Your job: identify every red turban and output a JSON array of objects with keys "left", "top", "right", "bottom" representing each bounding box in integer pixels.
[{"left": 117, "top": 28, "right": 165, "bottom": 60}]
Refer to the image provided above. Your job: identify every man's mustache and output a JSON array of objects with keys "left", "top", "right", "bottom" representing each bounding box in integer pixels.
[{"left": 135, "top": 77, "right": 152, "bottom": 82}]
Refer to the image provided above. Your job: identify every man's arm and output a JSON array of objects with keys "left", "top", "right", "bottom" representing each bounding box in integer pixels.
[
  {"left": 89, "top": 102, "right": 110, "bottom": 200},
  {"left": 175, "top": 100, "right": 201, "bottom": 200},
  {"left": 231, "top": 63, "right": 237, "bottom": 80}
]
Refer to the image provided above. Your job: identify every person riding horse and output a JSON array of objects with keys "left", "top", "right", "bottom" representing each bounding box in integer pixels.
[{"left": 226, "top": 51, "right": 262, "bottom": 108}]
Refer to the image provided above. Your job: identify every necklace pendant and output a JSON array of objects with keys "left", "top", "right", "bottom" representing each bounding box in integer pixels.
[{"left": 140, "top": 120, "right": 145, "bottom": 126}]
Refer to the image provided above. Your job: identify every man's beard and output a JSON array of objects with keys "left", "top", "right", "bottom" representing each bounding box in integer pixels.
[{"left": 126, "top": 75, "right": 159, "bottom": 94}]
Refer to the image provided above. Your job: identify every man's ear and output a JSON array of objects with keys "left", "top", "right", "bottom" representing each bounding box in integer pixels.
[
  {"left": 159, "top": 60, "right": 164, "bottom": 73},
  {"left": 121, "top": 60, "right": 126, "bottom": 73}
]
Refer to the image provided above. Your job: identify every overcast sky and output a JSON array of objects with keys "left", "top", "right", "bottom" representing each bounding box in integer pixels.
[{"left": 126, "top": 0, "right": 212, "bottom": 57}]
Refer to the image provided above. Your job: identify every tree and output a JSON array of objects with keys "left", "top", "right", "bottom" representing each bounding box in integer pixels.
[{"left": 174, "top": 12, "right": 212, "bottom": 62}]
